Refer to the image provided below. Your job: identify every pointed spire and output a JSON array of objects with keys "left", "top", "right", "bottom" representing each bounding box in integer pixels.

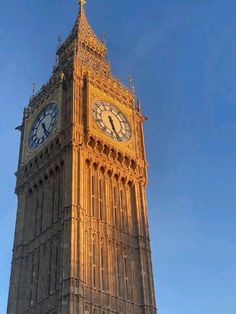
[
  {"left": 75, "top": 0, "right": 108, "bottom": 60},
  {"left": 56, "top": 0, "right": 110, "bottom": 75},
  {"left": 77, "top": 0, "right": 86, "bottom": 14},
  {"left": 137, "top": 99, "right": 141, "bottom": 112}
]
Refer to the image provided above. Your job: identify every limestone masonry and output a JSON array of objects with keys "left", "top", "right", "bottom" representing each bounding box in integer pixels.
[{"left": 7, "top": 2, "right": 157, "bottom": 313}]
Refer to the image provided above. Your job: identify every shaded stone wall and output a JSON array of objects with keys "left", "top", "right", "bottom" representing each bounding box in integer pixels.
[{"left": 7, "top": 161, "right": 65, "bottom": 314}]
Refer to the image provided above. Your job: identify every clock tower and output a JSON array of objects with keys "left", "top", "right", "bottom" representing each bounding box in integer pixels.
[{"left": 7, "top": 1, "right": 157, "bottom": 314}]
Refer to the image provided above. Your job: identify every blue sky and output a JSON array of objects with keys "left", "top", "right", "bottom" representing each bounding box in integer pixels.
[{"left": 0, "top": 0, "right": 236, "bottom": 313}]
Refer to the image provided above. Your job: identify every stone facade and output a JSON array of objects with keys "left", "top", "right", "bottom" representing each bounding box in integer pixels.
[{"left": 7, "top": 3, "right": 157, "bottom": 314}]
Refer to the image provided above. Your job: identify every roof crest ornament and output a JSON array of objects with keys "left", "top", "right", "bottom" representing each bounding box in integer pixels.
[{"left": 77, "top": 0, "right": 86, "bottom": 9}]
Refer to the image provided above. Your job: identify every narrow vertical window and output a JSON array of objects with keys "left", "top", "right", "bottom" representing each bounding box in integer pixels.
[
  {"left": 109, "top": 181, "right": 114, "bottom": 226},
  {"left": 55, "top": 238, "right": 58, "bottom": 291},
  {"left": 58, "top": 175, "right": 62, "bottom": 219},
  {"left": 124, "top": 252, "right": 129, "bottom": 300},
  {"left": 34, "top": 191, "right": 39, "bottom": 238},
  {"left": 29, "top": 254, "right": 34, "bottom": 307},
  {"left": 92, "top": 241, "right": 96, "bottom": 288},
  {"left": 48, "top": 240, "right": 53, "bottom": 295},
  {"left": 120, "top": 189, "right": 125, "bottom": 230},
  {"left": 84, "top": 232, "right": 87, "bottom": 284},
  {"left": 107, "top": 243, "right": 110, "bottom": 293},
  {"left": 91, "top": 175, "right": 95, "bottom": 217},
  {"left": 40, "top": 185, "right": 44, "bottom": 233},
  {"left": 113, "top": 186, "right": 117, "bottom": 226},
  {"left": 116, "top": 247, "right": 120, "bottom": 296},
  {"left": 51, "top": 181, "right": 55, "bottom": 224},
  {"left": 86, "top": 166, "right": 90, "bottom": 216},
  {"left": 99, "top": 178, "right": 103, "bottom": 221},
  {"left": 100, "top": 244, "right": 105, "bottom": 291}
]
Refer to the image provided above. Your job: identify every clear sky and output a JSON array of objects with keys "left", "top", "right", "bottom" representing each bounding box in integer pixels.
[{"left": 0, "top": 0, "right": 236, "bottom": 313}]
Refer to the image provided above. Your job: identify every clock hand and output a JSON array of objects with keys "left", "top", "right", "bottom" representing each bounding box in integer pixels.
[
  {"left": 108, "top": 116, "right": 117, "bottom": 132},
  {"left": 41, "top": 122, "right": 48, "bottom": 135},
  {"left": 108, "top": 116, "right": 120, "bottom": 141}
]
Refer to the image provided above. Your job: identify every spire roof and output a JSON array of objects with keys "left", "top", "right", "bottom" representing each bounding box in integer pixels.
[
  {"left": 56, "top": 0, "right": 108, "bottom": 71},
  {"left": 76, "top": 1, "right": 107, "bottom": 59}
]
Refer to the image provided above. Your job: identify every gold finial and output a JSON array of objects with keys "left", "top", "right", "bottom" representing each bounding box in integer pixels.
[{"left": 78, "top": 0, "right": 86, "bottom": 7}]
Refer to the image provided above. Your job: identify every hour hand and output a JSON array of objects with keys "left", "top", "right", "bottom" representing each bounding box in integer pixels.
[
  {"left": 41, "top": 122, "right": 47, "bottom": 135},
  {"left": 108, "top": 116, "right": 120, "bottom": 140},
  {"left": 108, "top": 116, "right": 115, "bottom": 129},
  {"left": 108, "top": 116, "right": 117, "bottom": 133}
]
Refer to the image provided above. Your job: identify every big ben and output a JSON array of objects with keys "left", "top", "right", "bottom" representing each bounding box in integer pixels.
[{"left": 7, "top": 1, "right": 157, "bottom": 313}]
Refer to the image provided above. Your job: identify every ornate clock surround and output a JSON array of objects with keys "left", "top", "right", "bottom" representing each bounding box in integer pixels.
[{"left": 22, "top": 97, "right": 62, "bottom": 164}]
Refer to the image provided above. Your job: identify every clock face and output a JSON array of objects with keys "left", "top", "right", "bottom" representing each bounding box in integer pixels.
[
  {"left": 28, "top": 103, "right": 58, "bottom": 150},
  {"left": 92, "top": 101, "right": 131, "bottom": 142}
]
